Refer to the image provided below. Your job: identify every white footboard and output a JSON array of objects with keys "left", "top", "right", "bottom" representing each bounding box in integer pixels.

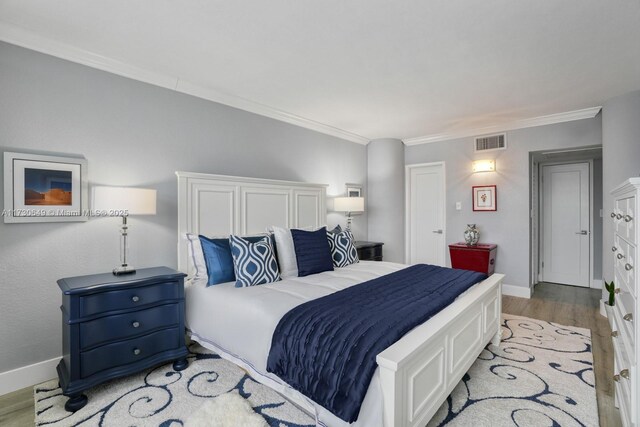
[{"left": 376, "top": 274, "right": 504, "bottom": 427}]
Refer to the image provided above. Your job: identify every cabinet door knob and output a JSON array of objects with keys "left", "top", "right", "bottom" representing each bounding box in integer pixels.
[
  {"left": 617, "top": 213, "right": 623, "bottom": 220},
  {"left": 624, "top": 214, "right": 633, "bottom": 222},
  {"left": 611, "top": 212, "right": 617, "bottom": 218},
  {"left": 620, "top": 369, "right": 630, "bottom": 379},
  {"left": 623, "top": 313, "right": 633, "bottom": 322},
  {"left": 611, "top": 330, "right": 619, "bottom": 338},
  {"left": 617, "top": 253, "right": 625, "bottom": 260},
  {"left": 613, "top": 374, "right": 620, "bottom": 382},
  {"left": 132, "top": 321, "right": 140, "bottom": 328},
  {"left": 612, "top": 246, "right": 617, "bottom": 252},
  {"left": 625, "top": 263, "right": 633, "bottom": 271},
  {"left": 133, "top": 348, "right": 141, "bottom": 356},
  {"left": 131, "top": 295, "right": 140, "bottom": 303}
]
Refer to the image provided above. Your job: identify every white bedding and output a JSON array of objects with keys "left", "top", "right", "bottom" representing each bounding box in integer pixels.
[{"left": 186, "top": 261, "right": 406, "bottom": 427}]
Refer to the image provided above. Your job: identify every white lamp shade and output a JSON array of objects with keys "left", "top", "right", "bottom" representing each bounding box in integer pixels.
[
  {"left": 334, "top": 196, "right": 365, "bottom": 213},
  {"left": 93, "top": 186, "right": 157, "bottom": 215}
]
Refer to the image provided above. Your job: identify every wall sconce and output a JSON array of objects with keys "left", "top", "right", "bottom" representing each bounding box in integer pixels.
[{"left": 472, "top": 160, "right": 496, "bottom": 173}]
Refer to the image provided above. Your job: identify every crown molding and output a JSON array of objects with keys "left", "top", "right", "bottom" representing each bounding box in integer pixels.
[
  {"left": 0, "top": 22, "right": 371, "bottom": 145},
  {"left": 402, "top": 106, "right": 602, "bottom": 146}
]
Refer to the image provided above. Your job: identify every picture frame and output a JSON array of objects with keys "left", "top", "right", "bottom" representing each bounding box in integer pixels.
[
  {"left": 472, "top": 185, "right": 497, "bottom": 212},
  {"left": 3, "top": 152, "right": 88, "bottom": 223},
  {"left": 345, "top": 183, "right": 362, "bottom": 198}
]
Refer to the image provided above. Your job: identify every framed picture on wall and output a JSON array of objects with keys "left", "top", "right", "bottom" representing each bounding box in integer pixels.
[
  {"left": 3, "top": 152, "right": 88, "bottom": 223},
  {"left": 345, "top": 183, "right": 362, "bottom": 198},
  {"left": 472, "top": 185, "right": 497, "bottom": 211}
]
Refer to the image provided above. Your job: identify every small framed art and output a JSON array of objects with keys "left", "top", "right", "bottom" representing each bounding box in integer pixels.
[
  {"left": 345, "top": 183, "right": 362, "bottom": 198},
  {"left": 472, "top": 185, "right": 497, "bottom": 212},
  {"left": 3, "top": 152, "right": 88, "bottom": 223}
]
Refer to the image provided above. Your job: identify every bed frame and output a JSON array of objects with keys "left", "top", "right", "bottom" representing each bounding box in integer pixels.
[{"left": 176, "top": 171, "right": 504, "bottom": 427}]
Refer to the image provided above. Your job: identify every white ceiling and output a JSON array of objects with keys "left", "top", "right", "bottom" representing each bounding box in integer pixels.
[{"left": 1, "top": 1, "right": 639, "bottom": 144}]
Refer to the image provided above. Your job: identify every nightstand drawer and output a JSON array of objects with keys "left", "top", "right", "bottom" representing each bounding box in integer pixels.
[
  {"left": 80, "top": 327, "right": 181, "bottom": 378},
  {"left": 356, "top": 243, "right": 383, "bottom": 261},
  {"left": 79, "top": 304, "right": 181, "bottom": 350},
  {"left": 79, "top": 281, "right": 181, "bottom": 317}
]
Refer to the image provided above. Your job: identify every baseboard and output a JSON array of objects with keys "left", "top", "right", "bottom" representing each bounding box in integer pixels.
[
  {"left": 600, "top": 299, "right": 608, "bottom": 318},
  {"left": 501, "top": 283, "right": 532, "bottom": 299},
  {"left": 0, "top": 357, "right": 58, "bottom": 396},
  {"left": 591, "top": 279, "right": 603, "bottom": 289}
]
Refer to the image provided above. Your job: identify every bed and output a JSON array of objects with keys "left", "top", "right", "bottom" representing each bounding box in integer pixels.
[{"left": 176, "top": 171, "right": 504, "bottom": 427}]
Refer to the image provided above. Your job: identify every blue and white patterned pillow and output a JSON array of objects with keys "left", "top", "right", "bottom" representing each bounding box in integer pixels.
[
  {"left": 326, "top": 228, "right": 359, "bottom": 267},
  {"left": 229, "top": 235, "right": 280, "bottom": 287}
]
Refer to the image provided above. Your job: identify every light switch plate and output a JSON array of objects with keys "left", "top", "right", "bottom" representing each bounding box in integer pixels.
[{"left": 455, "top": 202, "right": 462, "bottom": 210}]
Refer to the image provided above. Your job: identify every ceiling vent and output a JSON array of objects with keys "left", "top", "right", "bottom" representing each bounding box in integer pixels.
[{"left": 474, "top": 133, "right": 507, "bottom": 152}]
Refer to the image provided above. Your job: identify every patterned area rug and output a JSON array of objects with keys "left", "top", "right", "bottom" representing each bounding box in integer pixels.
[
  {"left": 429, "top": 314, "right": 598, "bottom": 427},
  {"left": 35, "top": 314, "right": 598, "bottom": 426}
]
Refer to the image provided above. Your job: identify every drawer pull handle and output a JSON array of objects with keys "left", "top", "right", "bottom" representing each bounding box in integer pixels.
[
  {"left": 617, "top": 253, "right": 625, "bottom": 260},
  {"left": 615, "top": 288, "right": 621, "bottom": 294},
  {"left": 132, "top": 321, "right": 140, "bottom": 328},
  {"left": 611, "top": 212, "right": 616, "bottom": 218},
  {"left": 624, "top": 215, "right": 633, "bottom": 222},
  {"left": 617, "top": 213, "right": 623, "bottom": 220},
  {"left": 611, "top": 330, "right": 619, "bottom": 338},
  {"left": 620, "top": 369, "right": 630, "bottom": 379},
  {"left": 613, "top": 374, "right": 620, "bottom": 382},
  {"left": 132, "top": 296, "right": 140, "bottom": 303},
  {"left": 623, "top": 313, "right": 633, "bottom": 322},
  {"left": 612, "top": 246, "right": 617, "bottom": 252},
  {"left": 625, "top": 263, "right": 633, "bottom": 271},
  {"left": 133, "top": 348, "right": 141, "bottom": 356}
]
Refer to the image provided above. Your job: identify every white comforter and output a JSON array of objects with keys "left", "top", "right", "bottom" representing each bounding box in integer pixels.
[{"left": 185, "top": 261, "right": 406, "bottom": 427}]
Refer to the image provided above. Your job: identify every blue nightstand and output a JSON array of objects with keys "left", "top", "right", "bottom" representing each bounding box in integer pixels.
[{"left": 56, "top": 267, "right": 189, "bottom": 411}]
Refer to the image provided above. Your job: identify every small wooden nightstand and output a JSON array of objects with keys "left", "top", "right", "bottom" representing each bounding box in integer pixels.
[
  {"left": 56, "top": 267, "right": 189, "bottom": 412},
  {"left": 355, "top": 241, "right": 384, "bottom": 261},
  {"left": 449, "top": 243, "right": 497, "bottom": 275}
]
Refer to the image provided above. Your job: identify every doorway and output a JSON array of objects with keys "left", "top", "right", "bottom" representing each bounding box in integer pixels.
[
  {"left": 405, "top": 162, "right": 446, "bottom": 266},
  {"left": 531, "top": 147, "right": 603, "bottom": 289}
]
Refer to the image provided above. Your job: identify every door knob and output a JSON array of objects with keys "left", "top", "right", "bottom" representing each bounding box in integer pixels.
[
  {"left": 620, "top": 369, "right": 630, "bottom": 379},
  {"left": 623, "top": 313, "right": 633, "bottom": 322},
  {"left": 617, "top": 213, "right": 623, "bottom": 220},
  {"left": 611, "top": 330, "right": 618, "bottom": 338},
  {"left": 625, "top": 263, "right": 633, "bottom": 271},
  {"left": 617, "top": 253, "right": 625, "bottom": 260},
  {"left": 611, "top": 212, "right": 616, "bottom": 218},
  {"left": 575, "top": 230, "right": 588, "bottom": 235},
  {"left": 432, "top": 230, "right": 443, "bottom": 234},
  {"left": 624, "top": 215, "right": 633, "bottom": 222},
  {"left": 612, "top": 246, "right": 617, "bottom": 252}
]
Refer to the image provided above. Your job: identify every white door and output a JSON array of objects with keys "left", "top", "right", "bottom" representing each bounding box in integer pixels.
[
  {"left": 542, "top": 163, "right": 590, "bottom": 287},
  {"left": 406, "top": 163, "right": 445, "bottom": 266}
]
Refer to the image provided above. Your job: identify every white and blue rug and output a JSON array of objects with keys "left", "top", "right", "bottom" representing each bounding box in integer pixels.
[{"left": 35, "top": 314, "right": 598, "bottom": 426}]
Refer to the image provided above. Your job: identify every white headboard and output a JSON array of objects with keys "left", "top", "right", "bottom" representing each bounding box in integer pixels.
[{"left": 176, "top": 171, "right": 328, "bottom": 274}]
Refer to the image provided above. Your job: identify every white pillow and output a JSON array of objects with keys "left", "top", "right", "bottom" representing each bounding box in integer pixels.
[
  {"left": 185, "top": 233, "right": 207, "bottom": 279},
  {"left": 269, "top": 226, "right": 300, "bottom": 278}
]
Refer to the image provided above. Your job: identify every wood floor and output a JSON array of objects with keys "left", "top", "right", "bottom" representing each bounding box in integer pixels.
[
  {"left": 0, "top": 282, "right": 621, "bottom": 426},
  {"left": 503, "top": 282, "right": 621, "bottom": 427}
]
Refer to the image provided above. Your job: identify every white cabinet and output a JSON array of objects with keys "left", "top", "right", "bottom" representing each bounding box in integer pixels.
[{"left": 610, "top": 178, "right": 640, "bottom": 427}]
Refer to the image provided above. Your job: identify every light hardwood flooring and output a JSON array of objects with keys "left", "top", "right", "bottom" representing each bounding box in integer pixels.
[{"left": 0, "top": 282, "right": 621, "bottom": 426}]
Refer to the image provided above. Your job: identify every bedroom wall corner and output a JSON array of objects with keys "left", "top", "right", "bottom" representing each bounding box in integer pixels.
[
  {"left": 404, "top": 117, "right": 602, "bottom": 290},
  {"left": 367, "top": 139, "right": 405, "bottom": 263}
]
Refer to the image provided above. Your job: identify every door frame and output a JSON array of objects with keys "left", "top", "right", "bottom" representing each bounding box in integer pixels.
[
  {"left": 538, "top": 159, "right": 595, "bottom": 288},
  {"left": 405, "top": 162, "right": 447, "bottom": 265}
]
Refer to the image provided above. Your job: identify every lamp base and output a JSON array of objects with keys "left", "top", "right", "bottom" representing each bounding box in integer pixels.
[{"left": 113, "top": 265, "right": 136, "bottom": 276}]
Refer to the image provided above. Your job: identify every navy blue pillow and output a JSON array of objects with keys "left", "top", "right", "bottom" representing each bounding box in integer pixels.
[
  {"left": 291, "top": 227, "right": 334, "bottom": 277},
  {"left": 199, "top": 235, "right": 274, "bottom": 287}
]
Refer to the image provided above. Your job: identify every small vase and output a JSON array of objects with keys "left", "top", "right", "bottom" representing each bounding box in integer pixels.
[{"left": 464, "top": 224, "right": 479, "bottom": 246}]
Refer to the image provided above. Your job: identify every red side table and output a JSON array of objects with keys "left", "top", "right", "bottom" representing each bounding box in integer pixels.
[{"left": 449, "top": 243, "right": 497, "bottom": 275}]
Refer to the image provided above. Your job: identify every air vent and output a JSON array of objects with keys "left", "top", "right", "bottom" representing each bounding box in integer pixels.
[{"left": 475, "top": 133, "right": 506, "bottom": 152}]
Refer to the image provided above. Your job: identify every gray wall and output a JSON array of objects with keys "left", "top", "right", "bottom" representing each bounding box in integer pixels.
[
  {"left": 602, "top": 90, "right": 640, "bottom": 284},
  {"left": 367, "top": 139, "right": 405, "bottom": 262},
  {"left": 405, "top": 117, "right": 602, "bottom": 289},
  {"left": 0, "top": 42, "right": 368, "bottom": 375}
]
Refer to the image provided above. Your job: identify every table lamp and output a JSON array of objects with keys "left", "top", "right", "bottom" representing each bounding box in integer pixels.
[
  {"left": 93, "top": 186, "right": 157, "bottom": 275},
  {"left": 334, "top": 196, "right": 365, "bottom": 231}
]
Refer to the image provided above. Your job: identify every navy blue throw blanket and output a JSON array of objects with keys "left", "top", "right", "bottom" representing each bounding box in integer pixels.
[{"left": 266, "top": 264, "right": 487, "bottom": 423}]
